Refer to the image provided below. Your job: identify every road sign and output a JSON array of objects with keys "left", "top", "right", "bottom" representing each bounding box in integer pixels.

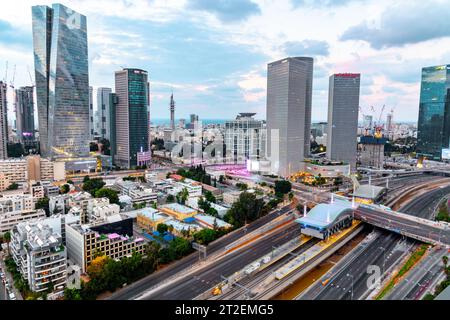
[{"left": 192, "top": 242, "right": 207, "bottom": 252}]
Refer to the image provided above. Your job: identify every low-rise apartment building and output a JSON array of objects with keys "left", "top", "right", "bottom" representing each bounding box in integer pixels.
[
  {"left": 10, "top": 222, "right": 67, "bottom": 298},
  {"left": 0, "top": 194, "right": 46, "bottom": 233}
]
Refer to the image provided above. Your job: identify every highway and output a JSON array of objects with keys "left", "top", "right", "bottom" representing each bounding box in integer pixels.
[
  {"left": 385, "top": 246, "right": 447, "bottom": 300},
  {"left": 107, "top": 205, "right": 294, "bottom": 300},
  {"left": 139, "top": 221, "right": 302, "bottom": 300},
  {"left": 299, "top": 182, "right": 450, "bottom": 300},
  {"left": 216, "top": 238, "right": 320, "bottom": 300}
]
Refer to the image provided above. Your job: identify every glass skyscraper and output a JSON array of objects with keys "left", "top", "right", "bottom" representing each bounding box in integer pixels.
[
  {"left": 417, "top": 65, "right": 450, "bottom": 160},
  {"left": 15, "top": 86, "right": 36, "bottom": 147},
  {"left": 115, "top": 68, "right": 150, "bottom": 168},
  {"left": 32, "top": 3, "right": 90, "bottom": 160}
]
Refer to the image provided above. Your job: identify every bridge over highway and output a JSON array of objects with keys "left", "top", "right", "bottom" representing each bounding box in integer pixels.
[{"left": 354, "top": 203, "right": 450, "bottom": 246}]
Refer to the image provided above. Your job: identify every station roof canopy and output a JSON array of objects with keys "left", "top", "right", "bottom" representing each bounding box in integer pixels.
[
  {"left": 295, "top": 202, "right": 353, "bottom": 230},
  {"left": 351, "top": 184, "right": 386, "bottom": 200}
]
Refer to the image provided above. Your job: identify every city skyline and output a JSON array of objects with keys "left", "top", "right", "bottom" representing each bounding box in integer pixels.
[{"left": 2, "top": 0, "right": 450, "bottom": 123}]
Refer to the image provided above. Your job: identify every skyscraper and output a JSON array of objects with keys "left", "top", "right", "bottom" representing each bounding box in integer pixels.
[
  {"left": 170, "top": 93, "right": 175, "bottom": 130},
  {"left": 96, "top": 87, "right": 112, "bottom": 141},
  {"left": 115, "top": 68, "right": 150, "bottom": 168},
  {"left": 266, "top": 57, "right": 313, "bottom": 177},
  {"left": 32, "top": 3, "right": 90, "bottom": 160},
  {"left": 0, "top": 81, "right": 8, "bottom": 159},
  {"left": 326, "top": 73, "right": 360, "bottom": 170},
  {"left": 15, "top": 86, "right": 35, "bottom": 147},
  {"left": 416, "top": 65, "right": 450, "bottom": 160}
]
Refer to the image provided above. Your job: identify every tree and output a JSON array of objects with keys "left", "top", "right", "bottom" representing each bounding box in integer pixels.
[
  {"left": 204, "top": 191, "right": 216, "bottom": 203},
  {"left": 6, "top": 182, "right": 19, "bottom": 190},
  {"left": 35, "top": 197, "right": 50, "bottom": 216},
  {"left": 166, "top": 194, "right": 175, "bottom": 203},
  {"left": 443, "top": 256, "right": 449, "bottom": 268},
  {"left": 193, "top": 229, "right": 217, "bottom": 245},
  {"left": 3, "top": 231, "right": 11, "bottom": 256},
  {"left": 236, "top": 182, "right": 248, "bottom": 191},
  {"left": 83, "top": 175, "right": 91, "bottom": 183},
  {"left": 133, "top": 202, "right": 146, "bottom": 210},
  {"left": 60, "top": 184, "right": 70, "bottom": 194},
  {"left": 274, "top": 180, "right": 292, "bottom": 195},
  {"left": 94, "top": 188, "right": 119, "bottom": 204},
  {"left": 288, "top": 192, "right": 294, "bottom": 201},
  {"left": 67, "top": 180, "right": 74, "bottom": 185},
  {"left": 157, "top": 223, "right": 169, "bottom": 234},
  {"left": 87, "top": 255, "right": 108, "bottom": 278},
  {"left": 225, "top": 192, "right": 264, "bottom": 227},
  {"left": 176, "top": 188, "right": 189, "bottom": 205},
  {"left": 82, "top": 178, "right": 106, "bottom": 196}
]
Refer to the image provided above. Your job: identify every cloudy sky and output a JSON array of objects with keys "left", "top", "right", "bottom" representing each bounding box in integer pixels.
[{"left": 2, "top": 0, "right": 450, "bottom": 123}]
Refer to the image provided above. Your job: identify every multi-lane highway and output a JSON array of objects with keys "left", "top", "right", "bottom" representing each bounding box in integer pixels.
[
  {"left": 138, "top": 221, "right": 301, "bottom": 300},
  {"left": 385, "top": 246, "right": 447, "bottom": 300},
  {"left": 107, "top": 205, "right": 294, "bottom": 300},
  {"left": 299, "top": 181, "right": 450, "bottom": 300}
]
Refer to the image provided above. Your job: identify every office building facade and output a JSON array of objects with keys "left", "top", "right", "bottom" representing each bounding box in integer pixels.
[
  {"left": 417, "top": 65, "right": 450, "bottom": 160},
  {"left": 96, "top": 87, "right": 112, "bottom": 141},
  {"left": 266, "top": 57, "right": 313, "bottom": 177},
  {"left": 114, "top": 68, "right": 150, "bottom": 168},
  {"left": 326, "top": 73, "right": 360, "bottom": 170},
  {"left": 224, "top": 113, "right": 265, "bottom": 164},
  {"left": 32, "top": 4, "right": 90, "bottom": 160},
  {"left": 15, "top": 86, "right": 35, "bottom": 147}
]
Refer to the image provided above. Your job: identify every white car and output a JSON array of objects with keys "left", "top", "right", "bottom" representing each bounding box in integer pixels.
[{"left": 9, "top": 292, "right": 16, "bottom": 300}]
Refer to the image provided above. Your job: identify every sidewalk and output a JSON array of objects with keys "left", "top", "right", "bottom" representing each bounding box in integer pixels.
[{"left": 0, "top": 251, "right": 23, "bottom": 300}]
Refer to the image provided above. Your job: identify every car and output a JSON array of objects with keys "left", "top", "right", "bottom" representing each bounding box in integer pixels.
[{"left": 9, "top": 292, "right": 16, "bottom": 300}]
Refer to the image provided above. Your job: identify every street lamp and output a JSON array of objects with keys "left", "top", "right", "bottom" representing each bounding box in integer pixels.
[
  {"left": 346, "top": 273, "right": 354, "bottom": 300},
  {"left": 379, "top": 246, "right": 386, "bottom": 275}
]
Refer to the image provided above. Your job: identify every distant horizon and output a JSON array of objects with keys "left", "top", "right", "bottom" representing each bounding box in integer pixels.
[{"left": 150, "top": 117, "right": 418, "bottom": 125}]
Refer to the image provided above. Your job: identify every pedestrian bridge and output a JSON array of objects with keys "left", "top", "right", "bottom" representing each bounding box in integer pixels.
[{"left": 330, "top": 195, "right": 450, "bottom": 247}]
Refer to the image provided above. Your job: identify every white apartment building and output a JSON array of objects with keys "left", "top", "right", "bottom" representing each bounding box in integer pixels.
[
  {"left": 114, "top": 179, "right": 158, "bottom": 205},
  {"left": 0, "top": 194, "right": 46, "bottom": 233},
  {"left": 11, "top": 222, "right": 67, "bottom": 297},
  {"left": 167, "top": 178, "right": 202, "bottom": 198},
  {"left": 224, "top": 113, "right": 266, "bottom": 164}
]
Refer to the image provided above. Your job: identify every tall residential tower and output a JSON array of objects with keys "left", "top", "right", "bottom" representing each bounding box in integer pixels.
[
  {"left": 32, "top": 3, "right": 90, "bottom": 160},
  {"left": 0, "top": 82, "right": 7, "bottom": 159},
  {"left": 266, "top": 57, "right": 313, "bottom": 177},
  {"left": 326, "top": 73, "right": 360, "bottom": 170}
]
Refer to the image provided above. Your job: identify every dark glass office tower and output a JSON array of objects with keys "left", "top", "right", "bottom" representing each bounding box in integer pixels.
[
  {"left": 417, "top": 65, "right": 450, "bottom": 160},
  {"left": 15, "top": 86, "right": 35, "bottom": 147},
  {"left": 32, "top": 3, "right": 90, "bottom": 160},
  {"left": 115, "top": 68, "right": 150, "bottom": 168}
]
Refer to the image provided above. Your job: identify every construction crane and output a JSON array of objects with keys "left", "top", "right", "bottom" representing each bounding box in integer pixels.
[
  {"left": 27, "top": 65, "right": 35, "bottom": 87},
  {"left": 3, "top": 61, "right": 8, "bottom": 83}
]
